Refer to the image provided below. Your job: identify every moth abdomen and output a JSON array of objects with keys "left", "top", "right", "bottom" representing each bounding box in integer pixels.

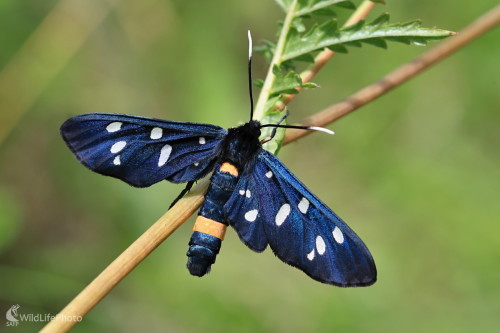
[
  {"left": 186, "top": 163, "right": 238, "bottom": 277},
  {"left": 186, "top": 231, "right": 222, "bottom": 276}
]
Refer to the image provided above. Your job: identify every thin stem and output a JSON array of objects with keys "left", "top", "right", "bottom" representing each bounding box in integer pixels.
[
  {"left": 252, "top": 0, "right": 299, "bottom": 120},
  {"left": 42, "top": 5, "right": 500, "bottom": 333},
  {"left": 40, "top": 179, "right": 210, "bottom": 333},
  {"left": 260, "top": 123, "right": 334, "bottom": 135}
]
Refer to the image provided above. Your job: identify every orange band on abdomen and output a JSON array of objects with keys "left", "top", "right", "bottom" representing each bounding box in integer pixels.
[
  {"left": 193, "top": 216, "right": 227, "bottom": 240},
  {"left": 220, "top": 162, "right": 239, "bottom": 176}
]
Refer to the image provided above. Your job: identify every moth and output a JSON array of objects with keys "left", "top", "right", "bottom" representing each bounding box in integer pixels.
[{"left": 60, "top": 33, "right": 376, "bottom": 287}]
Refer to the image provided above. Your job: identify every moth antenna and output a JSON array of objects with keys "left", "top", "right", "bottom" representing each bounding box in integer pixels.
[
  {"left": 248, "top": 30, "right": 253, "bottom": 59},
  {"left": 307, "top": 126, "right": 335, "bottom": 135},
  {"left": 247, "top": 30, "right": 254, "bottom": 121},
  {"left": 260, "top": 124, "right": 335, "bottom": 135}
]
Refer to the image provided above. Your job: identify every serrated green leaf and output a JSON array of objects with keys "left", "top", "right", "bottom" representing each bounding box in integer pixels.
[
  {"left": 253, "top": 0, "right": 455, "bottom": 135},
  {"left": 366, "top": 12, "right": 390, "bottom": 27},
  {"left": 294, "top": 53, "right": 315, "bottom": 63},
  {"left": 301, "top": 22, "right": 319, "bottom": 38},
  {"left": 270, "top": 70, "right": 303, "bottom": 96},
  {"left": 292, "top": 17, "right": 307, "bottom": 32},
  {"left": 280, "top": 59, "right": 296, "bottom": 71},
  {"left": 254, "top": 40, "right": 275, "bottom": 62},
  {"left": 295, "top": 0, "right": 353, "bottom": 17},
  {"left": 282, "top": 14, "right": 454, "bottom": 62},
  {"left": 343, "top": 40, "right": 362, "bottom": 47},
  {"left": 281, "top": 88, "right": 300, "bottom": 94},
  {"left": 334, "top": 0, "right": 356, "bottom": 9},
  {"left": 272, "top": 65, "right": 282, "bottom": 76},
  {"left": 253, "top": 79, "right": 264, "bottom": 88},
  {"left": 342, "top": 19, "right": 364, "bottom": 31},
  {"left": 401, "top": 19, "right": 422, "bottom": 28},
  {"left": 408, "top": 36, "right": 429, "bottom": 46},
  {"left": 384, "top": 36, "right": 410, "bottom": 44},
  {"left": 363, "top": 37, "right": 388, "bottom": 49},
  {"left": 269, "top": 66, "right": 318, "bottom": 99},
  {"left": 311, "top": 7, "right": 337, "bottom": 17},
  {"left": 327, "top": 44, "right": 349, "bottom": 53},
  {"left": 263, "top": 95, "right": 281, "bottom": 114},
  {"left": 276, "top": 20, "right": 285, "bottom": 39},
  {"left": 302, "top": 82, "right": 319, "bottom": 88}
]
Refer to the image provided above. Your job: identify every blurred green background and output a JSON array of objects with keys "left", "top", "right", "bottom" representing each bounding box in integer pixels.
[{"left": 0, "top": 0, "right": 499, "bottom": 332}]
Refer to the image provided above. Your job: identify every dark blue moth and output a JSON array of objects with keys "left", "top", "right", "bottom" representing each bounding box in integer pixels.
[{"left": 60, "top": 113, "right": 377, "bottom": 287}]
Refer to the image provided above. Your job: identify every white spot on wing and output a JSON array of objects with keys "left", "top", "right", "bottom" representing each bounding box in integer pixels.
[
  {"left": 150, "top": 127, "right": 163, "bottom": 139},
  {"left": 307, "top": 249, "right": 315, "bottom": 261},
  {"left": 113, "top": 155, "right": 121, "bottom": 165},
  {"left": 199, "top": 137, "right": 206, "bottom": 145},
  {"left": 275, "top": 204, "right": 290, "bottom": 226},
  {"left": 106, "top": 122, "right": 122, "bottom": 132},
  {"left": 158, "top": 144, "right": 172, "bottom": 167},
  {"left": 194, "top": 162, "right": 200, "bottom": 167},
  {"left": 244, "top": 209, "right": 258, "bottom": 222},
  {"left": 333, "top": 227, "right": 344, "bottom": 244},
  {"left": 265, "top": 171, "right": 273, "bottom": 178},
  {"left": 239, "top": 190, "right": 245, "bottom": 195},
  {"left": 316, "top": 236, "right": 326, "bottom": 255},
  {"left": 246, "top": 190, "right": 251, "bottom": 198},
  {"left": 298, "top": 197, "right": 309, "bottom": 214},
  {"left": 110, "top": 141, "right": 126, "bottom": 153}
]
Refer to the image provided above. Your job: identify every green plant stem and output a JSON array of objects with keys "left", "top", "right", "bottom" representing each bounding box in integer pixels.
[{"left": 253, "top": 0, "right": 299, "bottom": 120}]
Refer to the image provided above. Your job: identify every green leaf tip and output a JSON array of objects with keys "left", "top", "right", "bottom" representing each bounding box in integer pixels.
[
  {"left": 275, "top": 0, "right": 357, "bottom": 14},
  {"left": 295, "top": 0, "right": 356, "bottom": 17},
  {"left": 269, "top": 67, "right": 317, "bottom": 97},
  {"left": 281, "top": 13, "right": 455, "bottom": 62}
]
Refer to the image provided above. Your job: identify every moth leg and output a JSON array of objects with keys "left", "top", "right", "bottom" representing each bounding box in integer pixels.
[
  {"left": 260, "top": 110, "right": 290, "bottom": 144},
  {"left": 169, "top": 180, "right": 195, "bottom": 209},
  {"left": 276, "top": 109, "right": 290, "bottom": 125}
]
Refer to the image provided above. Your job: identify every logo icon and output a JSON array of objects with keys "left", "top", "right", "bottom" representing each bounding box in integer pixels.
[{"left": 6, "top": 304, "right": 20, "bottom": 326}]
